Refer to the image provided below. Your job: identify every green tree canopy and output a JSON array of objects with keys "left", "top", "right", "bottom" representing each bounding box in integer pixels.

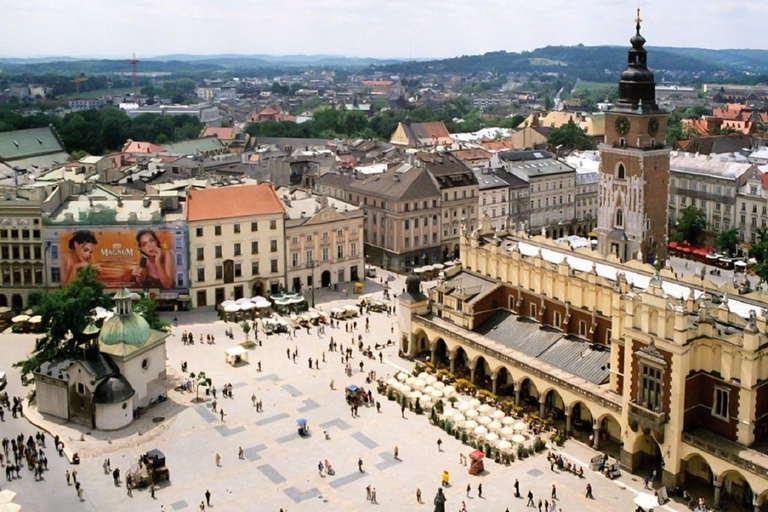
[
  {"left": 673, "top": 206, "right": 707, "bottom": 245},
  {"left": 715, "top": 228, "right": 739, "bottom": 256},
  {"left": 14, "top": 266, "right": 112, "bottom": 384},
  {"left": 548, "top": 122, "right": 594, "bottom": 151}
]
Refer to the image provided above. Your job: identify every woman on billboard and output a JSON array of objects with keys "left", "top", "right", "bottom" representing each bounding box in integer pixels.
[
  {"left": 133, "top": 229, "right": 175, "bottom": 289},
  {"left": 61, "top": 230, "right": 100, "bottom": 286}
]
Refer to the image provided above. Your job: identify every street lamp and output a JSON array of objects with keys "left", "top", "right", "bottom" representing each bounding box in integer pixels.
[{"left": 307, "top": 259, "right": 316, "bottom": 307}]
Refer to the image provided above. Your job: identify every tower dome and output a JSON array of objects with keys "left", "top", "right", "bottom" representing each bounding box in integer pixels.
[
  {"left": 99, "top": 288, "right": 151, "bottom": 346},
  {"left": 406, "top": 274, "right": 421, "bottom": 295},
  {"left": 616, "top": 9, "right": 660, "bottom": 113}
]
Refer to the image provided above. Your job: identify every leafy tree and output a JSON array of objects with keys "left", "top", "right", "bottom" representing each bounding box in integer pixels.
[
  {"left": 548, "top": 122, "right": 594, "bottom": 151},
  {"left": 715, "top": 228, "right": 739, "bottom": 256},
  {"left": 189, "top": 371, "right": 212, "bottom": 402},
  {"left": 132, "top": 296, "right": 169, "bottom": 332},
  {"left": 543, "top": 95, "right": 554, "bottom": 110},
  {"left": 241, "top": 320, "right": 251, "bottom": 341},
  {"left": 672, "top": 206, "right": 707, "bottom": 245},
  {"left": 14, "top": 266, "right": 112, "bottom": 385}
]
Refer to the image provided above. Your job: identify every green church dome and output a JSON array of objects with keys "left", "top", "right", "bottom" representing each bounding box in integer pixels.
[{"left": 99, "top": 312, "right": 151, "bottom": 345}]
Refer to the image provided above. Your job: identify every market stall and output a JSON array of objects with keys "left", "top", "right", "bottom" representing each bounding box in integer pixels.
[{"left": 225, "top": 346, "right": 249, "bottom": 366}]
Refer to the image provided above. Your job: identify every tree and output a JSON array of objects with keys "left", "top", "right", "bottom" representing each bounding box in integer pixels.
[
  {"left": 189, "top": 371, "right": 212, "bottom": 402},
  {"left": 132, "top": 296, "right": 169, "bottom": 332},
  {"left": 14, "top": 266, "right": 112, "bottom": 384},
  {"left": 715, "top": 228, "right": 739, "bottom": 256},
  {"left": 673, "top": 206, "right": 707, "bottom": 245},
  {"left": 241, "top": 320, "right": 251, "bottom": 341},
  {"left": 548, "top": 122, "right": 594, "bottom": 151}
]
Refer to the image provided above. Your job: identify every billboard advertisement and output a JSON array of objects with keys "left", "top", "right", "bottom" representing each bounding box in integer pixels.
[{"left": 50, "top": 224, "right": 188, "bottom": 293}]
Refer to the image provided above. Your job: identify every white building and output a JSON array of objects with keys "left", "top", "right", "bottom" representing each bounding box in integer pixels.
[{"left": 123, "top": 103, "right": 222, "bottom": 127}]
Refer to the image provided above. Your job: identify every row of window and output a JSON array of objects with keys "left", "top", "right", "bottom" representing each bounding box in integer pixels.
[
  {"left": 531, "top": 195, "right": 572, "bottom": 210},
  {"left": 289, "top": 230, "right": 350, "bottom": 244},
  {"left": 0, "top": 266, "right": 44, "bottom": 286},
  {"left": 0, "top": 229, "right": 41, "bottom": 241},
  {"left": 672, "top": 178, "right": 733, "bottom": 196},
  {"left": 196, "top": 240, "right": 278, "bottom": 260},
  {"left": 290, "top": 243, "right": 357, "bottom": 267},
  {"left": 196, "top": 259, "right": 279, "bottom": 282},
  {"left": 194, "top": 220, "right": 278, "bottom": 238},
  {"left": 1, "top": 245, "right": 42, "bottom": 261}
]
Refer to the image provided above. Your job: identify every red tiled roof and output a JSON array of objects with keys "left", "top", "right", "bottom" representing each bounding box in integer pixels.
[
  {"left": 259, "top": 107, "right": 279, "bottom": 116},
  {"left": 122, "top": 140, "right": 165, "bottom": 154},
  {"left": 480, "top": 140, "right": 515, "bottom": 152},
  {"left": 450, "top": 148, "right": 490, "bottom": 162},
  {"left": 760, "top": 172, "right": 768, "bottom": 192},
  {"left": 186, "top": 184, "right": 284, "bottom": 222},
  {"left": 201, "top": 127, "right": 236, "bottom": 139}
]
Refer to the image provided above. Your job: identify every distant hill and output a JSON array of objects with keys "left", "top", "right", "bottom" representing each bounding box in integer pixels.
[
  {"left": 148, "top": 53, "right": 413, "bottom": 67},
  {"left": 377, "top": 46, "right": 768, "bottom": 81}
]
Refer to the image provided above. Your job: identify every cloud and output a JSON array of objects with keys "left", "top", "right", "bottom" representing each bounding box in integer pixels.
[{"left": 0, "top": 0, "right": 765, "bottom": 59}]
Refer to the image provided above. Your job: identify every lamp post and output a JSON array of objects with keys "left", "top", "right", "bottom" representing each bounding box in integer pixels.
[{"left": 307, "top": 259, "right": 316, "bottom": 307}]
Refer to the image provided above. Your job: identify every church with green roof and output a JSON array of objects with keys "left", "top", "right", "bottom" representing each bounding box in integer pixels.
[{"left": 34, "top": 288, "right": 169, "bottom": 430}]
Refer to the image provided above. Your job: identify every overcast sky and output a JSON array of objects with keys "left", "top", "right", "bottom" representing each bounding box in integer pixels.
[{"left": 1, "top": 0, "right": 766, "bottom": 59}]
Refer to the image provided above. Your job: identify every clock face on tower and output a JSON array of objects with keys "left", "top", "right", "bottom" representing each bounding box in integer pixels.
[
  {"left": 615, "top": 116, "right": 630, "bottom": 136},
  {"left": 648, "top": 117, "right": 659, "bottom": 136}
]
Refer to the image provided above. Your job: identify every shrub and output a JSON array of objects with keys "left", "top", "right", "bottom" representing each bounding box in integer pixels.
[
  {"left": 460, "top": 431, "right": 468, "bottom": 444},
  {"left": 386, "top": 388, "right": 395, "bottom": 401},
  {"left": 500, "top": 399, "right": 515, "bottom": 414},
  {"left": 414, "top": 398, "right": 424, "bottom": 415},
  {"left": 437, "top": 369, "right": 455, "bottom": 380},
  {"left": 448, "top": 396, "right": 458, "bottom": 407},
  {"left": 554, "top": 435, "right": 564, "bottom": 447},
  {"left": 434, "top": 399, "right": 445, "bottom": 415},
  {"left": 400, "top": 394, "right": 408, "bottom": 409},
  {"left": 413, "top": 362, "right": 425, "bottom": 375},
  {"left": 479, "top": 389, "right": 497, "bottom": 402},
  {"left": 484, "top": 444, "right": 492, "bottom": 458},
  {"left": 430, "top": 407, "right": 438, "bottom": 423},
  {"left": 517, "top": 446, "right": 526, "bottom": 459},
  {"left": 444, "top": 421, "right": 452, "bottom": 433},
  {"left": 425, "top": 361, "right": 435, "bottom": 370},
  {"left": 454, "top": 431, "right": 460, "bottom": 439},
  {"left": 533, "top": 436, "right": 546, "bottom": 452},
  {"left": 528, "top": 446, "right": 535, "bottom": 456},
  {"left": 456, "top": 379, "right": 476, "bottom": 393}
]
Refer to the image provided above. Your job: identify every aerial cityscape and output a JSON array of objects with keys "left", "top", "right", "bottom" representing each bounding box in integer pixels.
[{"left": 2, "top": 2, "right": 768, "bottom": 512}]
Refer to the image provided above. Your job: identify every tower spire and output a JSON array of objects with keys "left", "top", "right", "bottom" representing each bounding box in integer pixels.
[{"left": 635, "top": 6, "right": 642, "bottom": 33}]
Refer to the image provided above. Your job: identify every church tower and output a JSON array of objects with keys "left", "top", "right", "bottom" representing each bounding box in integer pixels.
[{"left": 597, "top": 10, "right": 670, "bottom": 264}]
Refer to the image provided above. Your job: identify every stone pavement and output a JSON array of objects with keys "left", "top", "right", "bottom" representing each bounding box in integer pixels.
[{"left": 0, "top": 270, "right": 691, "bottom": 512}]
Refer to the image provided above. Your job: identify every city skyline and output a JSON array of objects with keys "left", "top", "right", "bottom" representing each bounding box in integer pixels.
[{"left": 1, "top": 0, "right": 767, "bottom": 60}]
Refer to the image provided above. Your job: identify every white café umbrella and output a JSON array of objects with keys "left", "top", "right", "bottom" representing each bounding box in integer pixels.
[
  {"left": 452, "top": 413, "right": 466, "bottom": 424},
  {"left": 431, "top": 390, "right": 444, "bottom": 399},
  {"left": 465, "top": 409, "right": 479, "bottom": 419},
  {"left": 423, "top": 386, "right": 435, "bottom": 395},
  {"left": 251, "top": 296, "right": 266, "bottom": 302},
  {"left": 0, "top": 503, "right": 21, "bottom": 512},
  {"left": 477, "top": 416, "right": 492, "bottom": 426},
  {"left": 478, "top": 404, "right": 493, "bottom": 414},
  {"left": 488, "top": 420, "right": 503, "bottom": 431},
  {"left": 485, "top": 433, "right": 499, "bottom": 443},
  {"left": 398, "top": 384, "right": 412, "bottom": 394},
  {"left": 386, "top": 378, "right": 398, "bottom": 387},
  {"left": 492, "top": 410, "right": 505, "bottom": 419},
  {"left": 512, "top": 434, "right": 526, "bottom": 444},
  {"left": 464, "top": 420, "right": 478, "bottom": 430},
  {"left": 513, "top": 421, "right": 527, "bottom": 432},
  {"left": 433, "top": 381, "right": 446, "bottom": 390},
  {"left": 255, "top": 300, "right": 272, "bottom": 308},
  {"left": 224, "top": 304, "right": 240, "bottom": 313},
  {"left": 457, "top": 402, "right": 472, "bottom": 412},
  {"left": 634, "top": 494, "right": 660, "bottom": 510},
  {"left": 420, "top": 396, "right": 433, "bottom": 406},
  {"left": 221, "top": 300, "right": 236, "bottom": 308},
  {"left": 396, "top": 373, "right": 408, "bottom": 382},
  {"left": 443, "top": 386, "right": 456, "bottom": 396},
  {"left": 240, "top": 302, "right": 256, "bottom": 311},
  {"left": 413, "top": 378, "right": 426, "bottom": 389},
  {"left": 11, "top": 315, "right": 29, "bottom": 323},
  {"left": 425, "top": 375, "right": 437, "bottom": 385},
  {"left": 418, "top": 372, "right": 429, "bottom": 379},
  {"left": 473, "top": 425, "right": 488, "bottom": 436},
  {"left": 410, "top": 391, "right": 423, "bottom": 400},
  {"left": 0, "top": 490, "right": 17, "bottom": 505},
  {"left": 501, "top": 426, "right": 515, "bottom": 438},
  {"left": 236, "top": 298, "right": 251, "bottom": 305},
  {"left": 497, "top": 440, "right": 513, "bottom": 451},
  {"left": 469, "top": 398, "right": 481, "bottom": 408},
  {"left": 405, "top": 377, "right": 416, "bottom": 386},
  {"left": 502, "top": 416, "right": 515, "bottom": 426}
]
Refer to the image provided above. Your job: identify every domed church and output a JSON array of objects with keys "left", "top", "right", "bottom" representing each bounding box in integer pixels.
[{"left": 34, "top": 289, "right": 169, "bottom": 430}]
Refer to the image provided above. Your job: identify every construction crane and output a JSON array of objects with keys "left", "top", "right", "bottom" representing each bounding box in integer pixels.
[
  {"left": 126, "top": 53, "right": 139, "bottom": 96},
  {"left": 72, "top": 71, "right": 88, "bottom": 94}
]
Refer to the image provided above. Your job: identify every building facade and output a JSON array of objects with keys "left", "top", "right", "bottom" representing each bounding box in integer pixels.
[
  {"left": 668, "top": 154, "right": 752, "bottom": 245},
  {"left": 0, "top": 198, "right": 45, "bottom": 310},
  {"left": 186, "top": 184, "right": 286, "bottom": 307},
  {"left": 279, "top": 188, "right": 365, "bottom": 295},
  {"left": 737, "top": 168, "right": 768, "bottom": 245},
  {"left": 473, "top": 167, "right": 510, "bottom": 232}
]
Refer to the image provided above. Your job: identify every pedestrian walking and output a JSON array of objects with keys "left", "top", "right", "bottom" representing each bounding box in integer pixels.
[
  {"left": 585, "top": 483, "right": 593, "bottom": 499},
  {"left": 199, "top": 501, "right": 205, "bottom": 511},
  {"left": 215, "top": 453, "right": 221, "bottom": 467},
  {"left": 371, "top": 487, "right": 377, "bottom": 504},
  {"left": 416, "top": 488, "right": 422, "bottom": 503},
  {"left": 251, "top": 394, "right": 257, "bottom": 407},
  {"left": 460, "top": 501, "right": 467, "bottom": 512},
  {"left": 401, "top": 403, "right": 406, "bottom": 418},
  {"left": 65, "top": 469, "right": 71, "bottom": 485},
  {"left": 437, "top": 438, "right": 443, "bottom": 451},
  {"left": 220, "top": 409, "right": 225, "bottom": 421},
  {"left": 514, "top": 479, "right": 520, "bottom": 498},
  {"left": 366, "top": 484, "right": 372, "bottom": 500},
  {"left": 527, "top": 490, "right": 534, "bottom": 507},
  {"left": 466, "top": 483, "right": 471, "bottom": 497},
  {"left": 394, "top": 446, "right": 399, "bottom": 460},
  {"left": 72, "top": 469, "right": 78, "bottom": 484},
  {"left": 478, "top": 483, "right": 483, "bottom": 498},
  {"left": 205, "top": 489, "right": 211, "bottom": 506},
  {"left": 238, "top": 447, "right": 244, "bottom": 460},
  {"left": 552, "top": 484, "right": 557, "bottom": 500},
  {"left": 77, "top": 485, "right": 84, "bottom": 501},
  {"left": 358, "top": 458, "right": 363, "bottom": 472},
  {"left": 538, "top": 498, "right": 543, "bottom": 512},
  {"left": 150, "top": 483, "right": 155, "bottom": 499},
  {"left": 211, "top": 400, "right": 217, "bottom": 413}
]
